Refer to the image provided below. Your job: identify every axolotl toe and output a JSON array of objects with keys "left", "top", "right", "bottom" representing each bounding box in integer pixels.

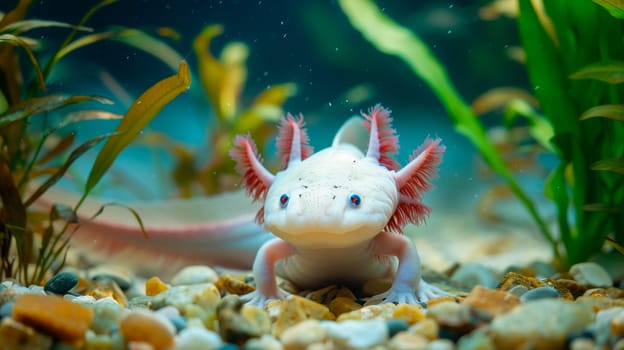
[{"left": 229, "top": 104, "right": 448, "bottom": 306}]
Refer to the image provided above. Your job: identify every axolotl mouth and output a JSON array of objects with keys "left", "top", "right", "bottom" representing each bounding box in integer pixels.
[{"left": 262, "top": 146, "right": 398, "bottom": 248}]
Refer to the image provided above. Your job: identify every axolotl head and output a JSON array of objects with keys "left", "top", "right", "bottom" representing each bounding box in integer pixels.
[{"left": 230, "top": 105, "right": 444, "bottom": 249}]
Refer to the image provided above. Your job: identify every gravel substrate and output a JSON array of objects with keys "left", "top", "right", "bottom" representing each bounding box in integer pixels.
[{"left": 0, "top": 261, "right": 622, "bottom": 350}]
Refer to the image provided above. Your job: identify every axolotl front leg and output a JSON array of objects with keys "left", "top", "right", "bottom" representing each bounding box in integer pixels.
[
  {"left": 241, "top": 238, "right": 296, "bottom": 306},
  {"left": 368, "top": 231, "right": 447, "bottom": 304}
]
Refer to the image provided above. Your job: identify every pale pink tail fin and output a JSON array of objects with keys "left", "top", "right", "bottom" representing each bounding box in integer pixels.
[{"left": 386, "top": 137, "right": 445, "bottom": 233}]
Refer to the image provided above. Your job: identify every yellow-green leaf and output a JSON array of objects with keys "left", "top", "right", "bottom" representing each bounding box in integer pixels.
[
  {"left": 111, "top": 28, "right": 184, "bottom": 72},
  {"left": 84, "top": 61, "right": 191, "bottom": 195},
  {"left": 0, "top": 95, "right": 112, "bottom": 128},
  {"left": 580, "top": 104, "right": 624, "bottom": 122},
  {"left": 0, "top": 19, "right": 91, "bottom": 35},
  {"left": 570, "top": 61, "right": 624, "bottom": 84},
  {"left": 0, "top": 33, "right": 45, "bottom": 92},
  {"left": 594, "top": 0, "right": 624, "bottom": 19},
  {"left": 591, "top": 158, "right": 624, "bottom": 174}
]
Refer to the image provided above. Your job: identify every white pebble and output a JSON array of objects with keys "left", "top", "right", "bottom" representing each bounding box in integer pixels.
[
  {"left": 171, "top": 265, "right": 219, "bottom": 286},
  {"left": 322, "top": 319, "right": 388, "bottom": 349},
  {"left": 175, "top": 327, "right": 223, "bottom": 350}
]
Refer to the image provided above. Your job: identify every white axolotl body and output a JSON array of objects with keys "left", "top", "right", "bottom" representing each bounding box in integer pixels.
[{"left": 230, "top": 104, "right": 447, "bottom": 306}]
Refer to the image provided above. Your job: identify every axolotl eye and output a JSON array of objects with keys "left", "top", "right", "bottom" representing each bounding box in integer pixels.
[
  {"left": 279, "top": 194, "right": 289, "bottom": 208},
  {"left": 349, "top": 193, "right": 362, "bottom": 207}
]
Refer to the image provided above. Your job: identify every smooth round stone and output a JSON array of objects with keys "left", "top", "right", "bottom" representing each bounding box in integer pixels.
[
  {"left": 280, "top": 319, "right": 327, "bottom": 349},
  {"left": 44, "top": 272, "right": 79, "bottom": 295},
  {"left": 508, "top": 285, "right": 529, "bottom": 297},
  {"left": 520, "top": 286, "right": 561, "bottom": 302},
  {"left": 89, "top": 265, "right": 133, "bottom": 291},
  {"left": 171, "top": 265, "right": 219, "bottom": 286},
  {"left": 323, "top": 319, "right": 389, "bottom": 349},
  {"left": 570, "top": 262, "right": 613, "bottom": 288},
  {"left": 457, "top": 330, "right": 495, "bottom": 350},
  {"left": 119, "top": 310, "right": 176, "bottom": 350},
  {"left": 0, "top": 301, "right": 13, "bottom": 319},
  {"left": 175, "top": 327, "right": 223, "bottom": 350},
  {"left": 169, "top": 315, "right": 187, "bottom": 332},
  {"left": 386, "top": 319, "right": 409, "bottom": 337},
  {"left": 490, "top": 299, "right": 594, "bottom": 349},
  {"left": 450, "top": 263, "right": 498, "bottom": 289},
  {"left": 244, "top": 334, "right": 284, "bottom": 350}
]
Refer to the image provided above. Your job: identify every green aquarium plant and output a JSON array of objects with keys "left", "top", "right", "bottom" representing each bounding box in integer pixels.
[
  {"left": 0, "top": 0, "right": 190, "bottom": 284},
  {"left": 339, "top": 0, "right": 624, "bottom": 268},
  {"left": 151, "top": 24, "right": 297, "bottom": 196}
]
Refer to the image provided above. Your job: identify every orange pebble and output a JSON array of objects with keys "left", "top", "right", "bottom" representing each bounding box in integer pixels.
[
  {"left": 145, "top": 277, "right": 169, "bottom": 296},
  {"left": 12, "top": 294, "right": 94, "bottom": 342}
]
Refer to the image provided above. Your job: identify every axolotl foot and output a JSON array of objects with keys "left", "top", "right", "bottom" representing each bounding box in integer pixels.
[
  {"left": 241, "top": 288, "right": 292, "bottom": 308},
  {"left": 366, "top": 279, "right": 450, "bottom": 306}
]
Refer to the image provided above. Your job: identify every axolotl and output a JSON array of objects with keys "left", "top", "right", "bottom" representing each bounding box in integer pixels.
[{"left": 229, "top": 104, "right": 447, "bottom": 305}]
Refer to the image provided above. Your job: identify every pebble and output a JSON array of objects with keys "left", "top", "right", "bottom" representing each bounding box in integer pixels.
[
  {"left": 462, "top": 285, "right": 520, "bottom": 318},
  {"left": 175, "top": 327, "right": 223, "bottom": 350},
  {"left": 392, "top": 303, "right": 426, "bottom": 325},
  {"left": 0, "top": 317, "right": 53, "bottom": 350},
  {"left": 323, "top": 319, "right": 389, "bottom": 349},
  {"left": 217, "top": 295, "right": 271, "bottom": 344},
  {"left": 152, "top": 283, "right": 221, "bottom": 313},
  {"left": 457, "top": 329, "right": 495, "bottom": 350},
  {"left": 569, "top": 338, "right": 597, "bottom": 350},
  {"left": 89, "top": 264, "right": 133, "bottom": 291},
  {"left": 44, "top": 271, "right": 79, "bottom": 295},
  {"left": 280, "top": 319, "right": 327, "bottom": 350},
  {"left": 215, "top": 274, "right": 255, "bottom": 295},
  {"left": 268, "top": 296, "right": 334, "bottom": 336},
  {"left": 507, "top": 285, "right": 529, "bottom": 297},
  {"left": 89, "top": 297, "right": 126, "bottom": 334},
  {"left": 570, "top": 262, "right": 613, "bottom": 288},
  {"left": 85, "top": 278, "right": 128, "bottom": 306},
  {"left": 146, "top": 276, "right": 169, "bottom": 296},
  {"left": 119, "top": 309, "right": 176, "bottom": 350},
  {"left": 0, "top": 301, "right": 13, "bottom": 319},
  {"left": 387, "top": 332, "right": 429, "bottom": 350},
  {"left": 244, "top": 334, "right": 284, "bottom": 350},
  {"left": 171, "top": 265, "right": 219, "bottom": 286},
  {"left": 426, "top": 339, "right": 455, "bottom": 350},
  {"left": 520, "top": 286, "right": 561, "bottom": 302},
  {"left": 408, "top": 318, "right": 439, "bottom": 341},
  {"left": 490, "top": 299, "right": 594, "bottom": 349},
  {"left": 12, "top": 293, "right": 94, "bottom": 342},
  {"left": 450, "top": 263, "right": 499, "bottom": 289},
  {"left": 329, "top": 296, "right": 361, "bottom": 316},
  {"left": 336, "top": 302, "right": 396, "bottom": 322},
  {"left": 386, "top": 319, "right": 409, "bottom": 337}
]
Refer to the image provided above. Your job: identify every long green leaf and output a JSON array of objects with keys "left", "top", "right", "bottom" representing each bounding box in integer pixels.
[
  {"left": 110, "top": 28, "right": 184, "bottom": 72},
  {"left": 338, "top": 0, "right": 556, "bottom": 248},
  {"left": 593, "top": 0, "right": 624, "bottom": 18},
  {"left": 0, "top": 95, "right": 112, "bottom": 128},
  {"left": 570, "top": 61, "right": 624, "bottom": 84},
  {"left": 591, "top": 157, "right": 624, "bottom": 174},
  {"left": 23, "top": 133, "right": 115, "bottom": 208},
  {"left": 84, "top": 61, "right": 191, "bottom": 196},
  {"left": 580, "top": 104, "right": 624, "bottom": 122},
  {"left": 0, "top": 33, "right": 45, "bottom": 92},
  {"left": 0, "top": 19, "right": 91, "bottom": 35}
]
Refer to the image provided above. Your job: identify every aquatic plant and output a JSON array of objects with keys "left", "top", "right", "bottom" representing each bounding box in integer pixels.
[
  {"left": 339, "top": 0, "right": 624, "bottom": 268},
  {"left": 0, "top": 0, "right": 190, "bottom": 284},
  {"left": 154, "top": 24, "right": 297, "bottom": 196}
]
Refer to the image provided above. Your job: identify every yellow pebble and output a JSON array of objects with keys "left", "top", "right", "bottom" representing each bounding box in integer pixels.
[
  {"left": 393, "top": 304, "right": 426, "bottom": 325},
  {"left": 145, "top": 276, "right": 169, "bottom": 296},
  {"left": 329, "top": 297, "right": 362, "bottom": 316}
]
